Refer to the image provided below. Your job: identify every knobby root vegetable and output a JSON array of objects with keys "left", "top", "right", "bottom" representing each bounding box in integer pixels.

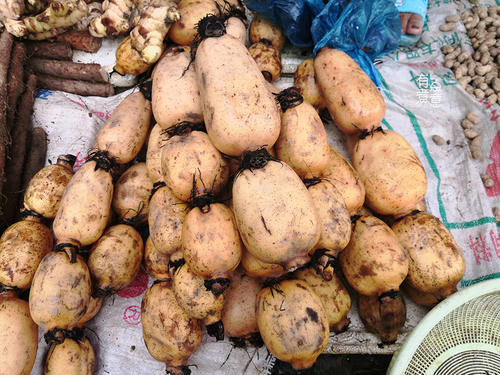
[
  {"left": 144, "top": 236, "right": 170, "bottom": 280},
  {"left": 89, "top": 0, "right": 135, "bottom": 37},
  {"left": 130, "top": 0, "right": 181, "bottom": 64},
  {"left": 4, "top": 0, "right": 89, "bottom": 39},
  {"left": 6, "top": 42, "right": 27, "bottom": 130},
  {"left": 113, "top": 35, "right": 157, "bottom": 76}
]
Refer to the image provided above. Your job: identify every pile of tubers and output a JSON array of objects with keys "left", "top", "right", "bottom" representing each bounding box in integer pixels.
[{"left": 0, "top": 2, "right": 467, "bottom": 374}]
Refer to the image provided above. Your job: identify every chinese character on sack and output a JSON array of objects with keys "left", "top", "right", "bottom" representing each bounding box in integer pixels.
[
  {"left": 418, "top": 42, "right": 437, "bottom": 56},
  {"left": 469, "top": 233, "right": 493, "bottom": 265},
  {"left": 406, "top": 50, "right": 421, "bottom": 60},
  {"left": 443, "top": 32, "right": 461, "bottom": 46},
  {"left": 440, "top": 71, "right": 457, "bottom": 86},
  {"left": 489, "top": 230, "right": 500, "bottom": 259},
  {"left": 429, "top": 81, "right": 442, "bottom": 107}
]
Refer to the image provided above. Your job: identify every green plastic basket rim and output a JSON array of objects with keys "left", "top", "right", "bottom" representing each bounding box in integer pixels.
[{"left": 387, "top": 278, "right": 500, "bottom": 374}]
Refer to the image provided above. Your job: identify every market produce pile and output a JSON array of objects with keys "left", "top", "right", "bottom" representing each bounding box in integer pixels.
[{"left": 0, "top": 1, "right": 468, "bottom": 374}]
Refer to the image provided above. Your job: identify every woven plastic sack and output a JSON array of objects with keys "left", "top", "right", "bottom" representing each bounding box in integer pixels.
[
  {"left": 243, "top": 0, "right": 323, "bottom": 47},
  {"left": 311, "top": 0, "right": 401, "bottom": 86}
]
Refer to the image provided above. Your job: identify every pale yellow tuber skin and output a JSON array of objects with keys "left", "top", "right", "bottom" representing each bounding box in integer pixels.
[
  {"left": 4, "top": 0, "right": 88, "bottom": 38},
  {"left": 89, "top": 0, "right": 135, "bottom": 37},
  {"left": 130, "top": 0, "right": 181, "bottom": 64}
]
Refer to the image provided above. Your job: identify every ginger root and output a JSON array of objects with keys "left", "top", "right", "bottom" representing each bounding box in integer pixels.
[
  {"left": 0, "top": 0, "right": 25, "bottom": 21},
  {"left": 130, "top": 0, "right": 180, "bottom": 64},
  {"left": 75, "top": 2, "right": 103, "bottom": 32},
  {"left": 4, "top": 0, "right": 88, "bottom": 38},
  {"left": 89, "top": 0, "right": 136, "bottom": 37}
]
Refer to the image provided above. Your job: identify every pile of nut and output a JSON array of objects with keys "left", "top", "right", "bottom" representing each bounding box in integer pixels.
[
  {"left": 461, "top": 111, "right": 483, "bottom": 160},
  {"left": 443, "top": 6, "right": 500, "bottom": 103}
]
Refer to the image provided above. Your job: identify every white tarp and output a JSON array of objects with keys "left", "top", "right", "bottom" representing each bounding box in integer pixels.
[{"left": 29, "top": 0, "right": 499, "bottom": 373}]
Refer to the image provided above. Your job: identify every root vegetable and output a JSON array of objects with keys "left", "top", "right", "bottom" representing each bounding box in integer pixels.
[
  {"left": 29, "top": 58, "right": 108, "bottom": 83},
  {"left": 130, "top": 0, "right": 181, "bottom": 64},
  {"left": 323, "top": 146, "right": 365, "bottom": 214},
  {"left": 30, "top": 250, "right": 92, "bottom": 331},
  {"left": 275, "top": 87, "right": 329, "bottom": 179},
  {"left": 96, "top": 91, "right": 151, "bottom": 164},
  {"left": 240, "top": 248, "right": 286, "bottom": 279},
  {"left": 75, "top": 296, "right": 103, "bottom": 327},
  {"left": 145, "top": 124, "right": 166, "bottom": 183},
  {"left": 294, "top": 267, "right": 351, "bottom": 333},
  {"left": 88, "top": 224, "right": 143, "bottom": 296},
  {"left": 4, "top": 0, "right": 88, "bottom": 38},
  {"left": 112, "top": 162, "right": 153, "bottom": 225},
  {"left": 173, "top": 262, "right": 224, "bottom": 333},
  {"left": 114, "top": 35, "right": 157, "bottom": 76},
  {"left": 391, "top": 211, "right": 465, "bottom": 306},
  {"left": 36, "top": 74, "right": 114, "bottom": 97},
  {"left": 305, "top": 178, "right": 351, "bottom": 254},
  {"left": 144, "top": 236, "right": 170, "bottom": 280},
  {"left": 53, "top": 153, "right": 113, "bottom": 247},
  {"left": 256, "top": 280, "right": 329, "bottom": 370},
  {"left": 249, "top": 14, "right": 285, "bottom": 51},
  {"left": 89, "top": 0, "right": 135, "bottom": 37},
  {"left": 339, "top": 215, "right": 408, "bottom": 296},
  {"left": 20, "top": 127, "right": 48, "bottom": 198},
  {"left": 0, "top": 292, "right": 38, "bottom": 375},
  {"left": 0, "top": 214, "right": 53, "bottom": 290},
  {"left": 222, "top": 270, "right": 262, "bottom": 340},
  {"left": 352, "top": 128, "right": 427, "bottom": 217},
  {"left": 182, "top": 202, "right": 241, "bottom": 294},
  {"left": 25, "top": 41, "right": 73, "bottom": 60},
  {"left": 314, "top": 48, "right": 386, "bottom": 135},
  {"left": 6, "top": 42, "right": 26, "bottom": 130},
  {"left": 161, "top": 129, "right": 229, "bottom": 201},
  {"left": 195, "top": 15, "right": 281, "bottom": 157},
  {"left": 168, "top": 0, "right": 218, "bottom": 46},
  {"left": 293, "top": 59, "right": 326, "bottom": 110},
  {"left": 55, "top": 30, "right": 102, "bottom": 52},
  {"left": 248, "top": 41, "right": 282, "bottom": 82},
  {"left": 358, "top": 292, "right": 406, "bottom": 344},
  {"left": 232, "top": 149, "right": 320, "bottom": 271},
  {"left": 141, "top": 280, "right": 202, "bottom": 375},
  {"left": 44, "top": 337, "right": 96, "bottom": 375},
  {"left": 24, "top": 154, "right": 75, "bottom": 219},
  {"left": 152, "top": 46, "right": 203, "bottom": 130},
  {"left": 2, "top": 74, "right": 37, "bottom": 226},
  {"left": 148, "top": 184, "right": 187, "bottom": 255},
  {"left": 0, "top": 31, "right": 14, "bottom": 212}
]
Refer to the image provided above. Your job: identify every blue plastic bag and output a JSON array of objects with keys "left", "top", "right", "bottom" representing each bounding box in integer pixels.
[
  {"left": 311, "top": 0, "right": 401, "bottom": 86},
  {"left": 243, "top": 0, "right": 324, "bottom": 47}
]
